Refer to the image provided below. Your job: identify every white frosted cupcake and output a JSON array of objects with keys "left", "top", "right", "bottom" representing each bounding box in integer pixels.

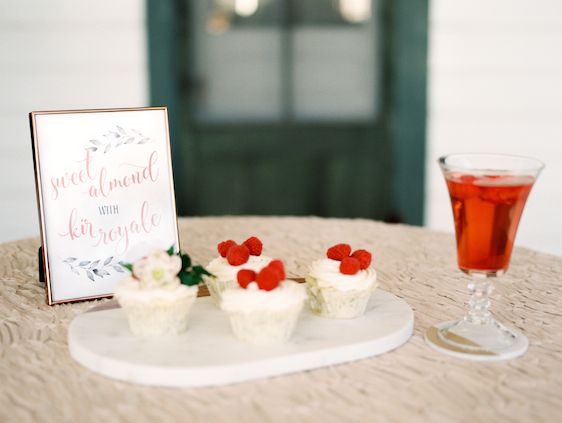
[
  {"left": 221, "top": 260, "right": 307, "bottom": 345},
  {"left": 307, "top": 244, "right": 377, "bottom": 319},
  {"left": 205, "top": 236, "right": 272, "bottom": 305},
  {"left": 115, "top": 249, "right": 206, "bottom": 337}
]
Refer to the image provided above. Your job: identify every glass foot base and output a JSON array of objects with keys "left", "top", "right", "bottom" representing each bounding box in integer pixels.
[{"left": 425, "top": 319, "right": 528, "bottom": 361}]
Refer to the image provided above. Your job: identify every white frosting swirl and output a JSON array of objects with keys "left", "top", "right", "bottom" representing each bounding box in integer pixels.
[
  {"left": 114, "top": 277, "right": 197, "bottom": 302},
  {"left": 221, "top": 281, "right": 307, "bottom": 312},
  {"left": 308, "top": 258, "right": 377, "bottom": 292},
  {"left": 206, "top": 255, "right": 272, "bottom": 282}
]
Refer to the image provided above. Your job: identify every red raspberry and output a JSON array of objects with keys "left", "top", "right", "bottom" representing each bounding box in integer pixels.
[
  {"left": 217, "top": 240, "right": 236, "bottom": 258},
  {"left": 326, "top": 243, "right": 352, "bottom": 261},
  {"left": 351, "top": 249, "right": 372, "bottom": 270},
  {"left": 237, "top": 269, "right": 256, "bottom": 289},
  {"left": 226, "top": 244, "right": 250, "bottom": 266},
  {"left": 268, "top": 259, "right": 286, "bottom": 280},
  {"left": 243, "top": 236, "right": 263, "bottom": 256},
  {"left": 340, "top": 257, "right": 361, "bottom": 275},
  {"left": 256, "top": 267, "right": 281, "bottom": 291},
  {"left": 460, "top": 174, "right": 477, "bottom": 184}
]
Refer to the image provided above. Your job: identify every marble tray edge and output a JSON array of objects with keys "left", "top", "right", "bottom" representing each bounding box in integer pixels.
[{"left": 68, "top": 307, "right": 414, "bottom": 388}]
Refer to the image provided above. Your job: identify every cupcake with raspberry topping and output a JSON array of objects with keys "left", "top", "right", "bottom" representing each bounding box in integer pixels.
[
  {"left": 221, "top": 260, "right": 307, "bottom": 345},
  {"left": 306, "top": 244, "right": 377, "bottom": 319},
  {"left": 205, "top": 236, "right": 272, "bottom": 305}
]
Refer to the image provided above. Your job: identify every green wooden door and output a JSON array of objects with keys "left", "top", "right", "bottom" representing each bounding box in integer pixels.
[{"left": 149, "top": 0, "right": 428, "bottom": 224}]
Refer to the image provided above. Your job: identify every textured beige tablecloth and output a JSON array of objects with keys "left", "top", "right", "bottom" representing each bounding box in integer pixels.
[{"left": 1, "top": 217, "right": 561, "bottom": 422}]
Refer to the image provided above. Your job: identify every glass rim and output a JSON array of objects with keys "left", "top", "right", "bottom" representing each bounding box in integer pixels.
[{"left": 438, "top": 153, "right": 545, "bottom": 173}]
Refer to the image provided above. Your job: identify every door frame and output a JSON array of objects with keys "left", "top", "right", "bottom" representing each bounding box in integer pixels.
[{"left": 147, "top": 0, "right": 428, "bottom": 225}]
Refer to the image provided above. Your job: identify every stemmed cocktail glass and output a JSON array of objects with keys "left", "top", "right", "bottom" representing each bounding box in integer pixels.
[{"left": 426, "top": 153, "right": 544, "bottom": 360}]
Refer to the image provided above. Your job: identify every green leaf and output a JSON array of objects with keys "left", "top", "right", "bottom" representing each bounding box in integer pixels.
[
  {"left": 192, "top": 265, "right": 212, "bottom": 277},
  {"left": 181, "top": 253, "right": 192, "bottom": 270},
  {"left": 119, "top": 262, "right": 133, "bottom": 273},
  {"left": 166, "top": 245, "right": 175, "bottom": 256},
  {"left": 178, "top": 272, "right": 190, "bottom": 285},
  {"left": 179, "top": 271, "right": 201, "bottom": 287}
]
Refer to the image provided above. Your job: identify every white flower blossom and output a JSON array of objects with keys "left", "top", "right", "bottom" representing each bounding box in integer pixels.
[{"left": 133, "top": 250, "right": 182, "bottom": 289}]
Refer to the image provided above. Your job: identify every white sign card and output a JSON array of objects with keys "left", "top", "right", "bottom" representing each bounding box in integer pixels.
[{"left": 30, "top": 107, "right": 180, "bottom": 305}]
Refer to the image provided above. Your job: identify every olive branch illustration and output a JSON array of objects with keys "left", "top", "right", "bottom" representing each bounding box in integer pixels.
[
  {"left": 63, "top": 256, "right": 126, "bottom": 282},
  {"left": 85, "top": 125, "right": 150, "bottom": 154}
]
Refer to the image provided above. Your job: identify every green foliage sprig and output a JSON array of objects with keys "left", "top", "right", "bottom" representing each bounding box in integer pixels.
[{"left": 120, "top": 246, "right": 213, "bottom": 287}]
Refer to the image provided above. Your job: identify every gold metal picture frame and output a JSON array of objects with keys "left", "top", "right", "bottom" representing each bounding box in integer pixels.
[{"left": 30, "top": 107, "right": 180, "bottom": 305}]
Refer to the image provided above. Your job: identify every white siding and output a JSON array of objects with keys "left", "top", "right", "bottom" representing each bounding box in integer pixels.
[
  {"left": 426, "top": 0, "right": 562, "bottom": 256},
  {"left": 0, "top": 0, "right": 147, "bottom": 242},
  {"left": 1, "top": 0, "right": 560, "bottom": 259}
]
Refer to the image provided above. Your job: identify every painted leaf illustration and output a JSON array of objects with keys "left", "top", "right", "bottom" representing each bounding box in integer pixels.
[
  {"left": 90, "top": 139, "right": 102, "bottom": 146},
  {"left": 86, "top": 147, "right": 97, "bottom": 152},
  {"left": 93, "top": 268, "right": 110, "bottom": 277},
  {"left": 64, "top": 253, "right": 127, "bottom": 279},
  {"left": 104, "top": 144, "right": 111, "bottom": 153},
  {"left": 125, "top": 137, "right": 134, "bottom": 144},
  {"left": 138, "top": 138, "right": 149, "bottom": 144},
  {"left": 116, "top": 125, "right": 125, "bottom": 134}
]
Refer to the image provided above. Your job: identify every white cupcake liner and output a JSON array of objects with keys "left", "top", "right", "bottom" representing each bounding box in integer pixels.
[
  {"left": 205, "top": 276, "right": 239, "bottom": 306},
  {"left": 306, "top": 276, "right": 377, "bottom": 319},
  {"left": 225, "top": 303, "right": 304, "bottom": 346},
  {"left": 117, "top": 291, "right": 197, "bottom": 337}
]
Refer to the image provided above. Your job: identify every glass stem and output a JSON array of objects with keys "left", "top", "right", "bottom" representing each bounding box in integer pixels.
[{"left": 466, "top": 273, "right": 493, "bottom": 325}]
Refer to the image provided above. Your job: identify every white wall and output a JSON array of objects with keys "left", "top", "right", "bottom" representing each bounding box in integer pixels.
[
  {"left": 0, "top": 0, "right": 147, "bottom": 242},
  {"left": 1, "top": 0, "right": 560, "bottom": 258},
  {"left": 426, "top": 0, "right": 562, "bottom": 256}
]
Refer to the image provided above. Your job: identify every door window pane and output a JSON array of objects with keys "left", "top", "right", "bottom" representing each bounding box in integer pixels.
[
  {"left": 190, "top": 0, "right": 379, "bottom": 122},
  {"left": 192, "top": 0, "right": 283, "bottom": 122}
]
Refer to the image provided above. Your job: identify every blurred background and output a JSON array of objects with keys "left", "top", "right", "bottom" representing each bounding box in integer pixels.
[{"left": 0, "top": 0, "right": 560, "bottom": 256}]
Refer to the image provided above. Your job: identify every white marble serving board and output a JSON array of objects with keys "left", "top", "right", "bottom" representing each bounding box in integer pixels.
[{"left": 68, "top": 290, "right": 413, "bottom": 387}]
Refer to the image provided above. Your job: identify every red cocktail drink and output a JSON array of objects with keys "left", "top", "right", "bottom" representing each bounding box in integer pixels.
[{"left": 445, "top": 173, "right": 535, "bottom": 274}]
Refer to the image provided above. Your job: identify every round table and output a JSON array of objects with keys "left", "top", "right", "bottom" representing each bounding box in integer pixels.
[{"left": 1, "top": 217, "right": 561, "bottom": 422}]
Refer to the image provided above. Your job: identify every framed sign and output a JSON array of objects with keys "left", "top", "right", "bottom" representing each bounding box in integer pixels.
[{"left": 30, "top": 107, "right": 180, "bottom": 305}]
